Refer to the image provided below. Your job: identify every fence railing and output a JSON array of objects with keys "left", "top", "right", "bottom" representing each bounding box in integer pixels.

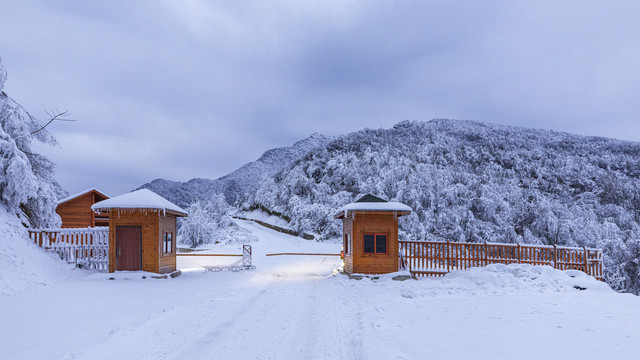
[
  {"left": 399, "top": 240, "right": 603, "bottom": 280},
  {"left": 28, "top": 227, "right": 109, "bottom": 272}
]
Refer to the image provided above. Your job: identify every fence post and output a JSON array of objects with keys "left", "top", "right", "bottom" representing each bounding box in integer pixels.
[
  {"left": 446, "top": 240, "right": 450, "bottom": 272},
  {"left": 483, "top": 241, "right": 488, "bottom": 266},
  {"left": 243, "top": 245, "right": 252, "bottom": 268},
  {"left": 517, "top": 243, "right": 521, "bottom": 263},
  {"left": 553, "top": 244, "right": 557, "bottom": 270},
  {"left": 583, "top": 246, "right": 589, "bottom": 276}
]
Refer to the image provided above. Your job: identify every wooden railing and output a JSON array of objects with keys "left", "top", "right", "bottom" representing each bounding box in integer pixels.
[
  {"left": 399, "top": 240, "right": 603, "bottom": 280},
  {"left": 29, "top": 227, "right": 109, "bottom": 272}
]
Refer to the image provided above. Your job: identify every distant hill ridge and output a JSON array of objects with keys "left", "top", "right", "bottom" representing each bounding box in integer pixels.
[{"left": 136, "top": 132, "right": 333, "bottom": 207}]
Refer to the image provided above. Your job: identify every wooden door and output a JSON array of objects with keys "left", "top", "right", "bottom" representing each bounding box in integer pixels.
[{"left": 116, "top": 226, "right": 142, "bottom": 271}]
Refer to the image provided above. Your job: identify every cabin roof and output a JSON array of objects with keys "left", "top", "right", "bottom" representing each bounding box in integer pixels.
[
  {"left": 333, "top": 194, "right": 412, "bottom": 218},
  {"left": 57, "top": 187, "right": 110, "bottom": 205},
  {"left": 354, "top": 194, "right": 387, "bottom": 203},
  {"left": 91, "top": 189, "right": 188, "bottom": 217}
]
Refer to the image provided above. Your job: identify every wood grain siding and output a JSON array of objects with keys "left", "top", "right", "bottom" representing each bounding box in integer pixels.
[
  {"left": 343, "top": 218, "right": 353, "bottom": 274},
  {"left": 57, "top": 193, "right": 93, "bottom": 228},
  {"left": 158, "top": 214, "right": 177, "bottom": 274},
  {"left": 56, "top": 190, "right": 109, "bottom": 228},
  {"left": 349, "top": 211, "right": 399, "bottom": 274},
  {"left": 108, "top": 210, "right": 159, "bottom": 273}
]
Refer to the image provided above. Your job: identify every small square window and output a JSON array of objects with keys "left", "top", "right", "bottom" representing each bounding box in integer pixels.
[
  {"left": 163, "top": 232, "right": 173, "bottom": 254},
  {"left": 364, "top": 233, "right": 387, "bottom": 254},
  {"left": 344, "top": 233, "right": 350, "bottom": 254}
]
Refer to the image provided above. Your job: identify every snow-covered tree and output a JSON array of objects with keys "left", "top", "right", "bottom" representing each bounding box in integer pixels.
[
  {"left": 178, "top": 193, "right": 254, "bottom": 247},
  {"left": 0, "top": 57, "right": 65, "bottom": 228}
]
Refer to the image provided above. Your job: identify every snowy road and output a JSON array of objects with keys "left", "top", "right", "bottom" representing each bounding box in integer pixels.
[{"left": 2, "top": 220, "right": 640, "bottom": 360}]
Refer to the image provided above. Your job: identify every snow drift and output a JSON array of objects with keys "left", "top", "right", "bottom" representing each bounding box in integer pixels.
[{"left": 0, "top": 206, "right": 69, "bottom": 296}]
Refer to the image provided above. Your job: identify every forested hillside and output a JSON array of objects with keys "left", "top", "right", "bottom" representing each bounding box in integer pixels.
[{"left": 243, "top": 120, "right": 640, "bottom": 293}]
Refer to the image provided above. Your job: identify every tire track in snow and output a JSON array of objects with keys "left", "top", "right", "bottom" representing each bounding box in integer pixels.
[{"left": 166, "top": 259, "right": 359, "bottom": 360}]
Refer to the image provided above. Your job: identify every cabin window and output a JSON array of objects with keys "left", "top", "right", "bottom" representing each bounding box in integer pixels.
[
  {"left": 163, "top": 231, "right": 173, "bottom": 254},
  {"left": 344, "top": 233, "right": 350, "bottom": 254},
  {"left": 363, "top": 233, "right": 387, "bottom": 254}
]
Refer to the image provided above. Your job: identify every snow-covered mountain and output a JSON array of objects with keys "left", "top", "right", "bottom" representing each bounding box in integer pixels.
[
  {"left": 243, "top": 119, "right": 640, "bottom": 293},
  {"left": 136, "top": 119, "right": 640, "bottom": 293},
  {"left": 136, "top": 133, "right": 333, "bottom": 207}
]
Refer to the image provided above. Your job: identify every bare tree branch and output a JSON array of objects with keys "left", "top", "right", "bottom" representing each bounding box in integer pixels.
[{"left": 15, "top": 110, "right": 77, "bottom": 139}]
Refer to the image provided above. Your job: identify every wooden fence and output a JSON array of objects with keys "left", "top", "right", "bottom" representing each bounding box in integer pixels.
[
  {"left": 29, "top": 227, "right": 109, "bottom": 271},
  {"left": 399, "top": 240, "right": 603, "bottom": 280}
]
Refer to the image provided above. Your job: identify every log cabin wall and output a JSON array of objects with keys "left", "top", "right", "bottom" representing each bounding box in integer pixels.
[
  {"left": 57, "top": 193, "right": 93, "bottom": 228},
  {"left": 350, "top": 211, "right": 399, "bottom": 274},
  {"left": 108, "top": 209, "right": 159, "bottom": 273},
  {"left": 56, "top": 190, "right": 109, "bottom": 228},
  {"left": 158, "top": 214, "right": 177, "bottom": 274},
  {"left": 343, "top": 218, "right": 354, "bottom": 274}
]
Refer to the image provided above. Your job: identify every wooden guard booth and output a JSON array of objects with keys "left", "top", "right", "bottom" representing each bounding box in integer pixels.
[
  {"left": 334, "top": 194, "right": 412, "bottom": 275},
  {"left": 91, "top": 189, "right": 188, "bottom": 274},
  {"left": 56, "top": 188, "right": 110, "bottom": 228}
]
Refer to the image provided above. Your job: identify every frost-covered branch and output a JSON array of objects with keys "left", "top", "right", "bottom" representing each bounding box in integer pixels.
[{"left": 15, "top": 110, "right": 76, "bottom": 139}]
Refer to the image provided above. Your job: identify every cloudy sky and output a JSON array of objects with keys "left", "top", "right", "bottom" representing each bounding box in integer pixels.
[{"left": 1, "top": 1, "right": 639, "bottom": 196}]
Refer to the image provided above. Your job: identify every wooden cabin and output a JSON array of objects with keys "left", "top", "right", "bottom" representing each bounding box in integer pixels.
[
  {"left": 56, "top": 188, "right": 110, "bottom": 228},
  {"left": 334, "top": 194, "right": 412, "bottom": 275},
  {"left": 91, "top": 189, "right": 188, "bottom": 274}
]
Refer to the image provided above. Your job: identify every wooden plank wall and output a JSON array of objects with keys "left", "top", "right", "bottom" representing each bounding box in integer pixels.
[
  {"left": 342, "top": 218, "right": 353, "bottom": 274},
  {"left": 56, "top": 193, "right": 93, "bottom": 228},
  {"left": 108, "top": 210, "right": 159, "bottom": 273},
  {"left": 56, "top": 191, "right": 109, "bottom": 228},
  {"left": 350, "top": 212, "right": 399, "bottom": 274},
  {"left": 159, "top": 214, "right": 177, "bottom": 274},
  {"left": 399, "top": 241, "right": 604, "bottom": 280}
]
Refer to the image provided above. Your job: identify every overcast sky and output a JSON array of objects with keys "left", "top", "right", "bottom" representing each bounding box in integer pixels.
[{"left": 1, "top": 0, "right": 639, "bottom": 196}]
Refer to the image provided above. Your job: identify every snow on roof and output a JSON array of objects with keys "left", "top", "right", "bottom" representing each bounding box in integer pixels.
[
  {"left": 91, "top": 189, "right": 188, "bottom": 216},
  {"left": 334, "top": 195, "right": 412, "bottom": 218},
  {"left": 57, "top": 187, "right": 110, "bottom": 205}
]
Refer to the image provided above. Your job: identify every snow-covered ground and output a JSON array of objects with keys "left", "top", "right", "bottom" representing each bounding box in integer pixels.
[
  {"left": 0, "top": 206, "right": 71, "bottom": 296},
  {"left": 234, "top": 209, "right": 293, "bottom": 230},
  {"left": 1, "top": 219, "right": 639, "bottom": 360}
]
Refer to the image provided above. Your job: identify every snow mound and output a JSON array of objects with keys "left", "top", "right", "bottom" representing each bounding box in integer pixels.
[
  {"left": 437, "top": 263, "right": 613, "bottom": 294},
  {"left": 0, "top": 206, "right": 70, "bottom": 296}
]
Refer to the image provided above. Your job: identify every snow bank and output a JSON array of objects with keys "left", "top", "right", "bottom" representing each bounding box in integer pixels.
[
  {"left": 0, "top": 206, "right": 70, "bottom": 296},
  {"left": 412, "top": 263, "right": 614, "bottom": 295}
]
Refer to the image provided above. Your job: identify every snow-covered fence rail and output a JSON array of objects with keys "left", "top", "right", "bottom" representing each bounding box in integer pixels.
[
  {"left": 179, "top": 245, "right": 256, "bottom": 272},
  {"left": 28, "top": 227, "right": 109, "bottom": 271},
  {"left": 399, "top": 241, "right": 603, "bottom": 280}
]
